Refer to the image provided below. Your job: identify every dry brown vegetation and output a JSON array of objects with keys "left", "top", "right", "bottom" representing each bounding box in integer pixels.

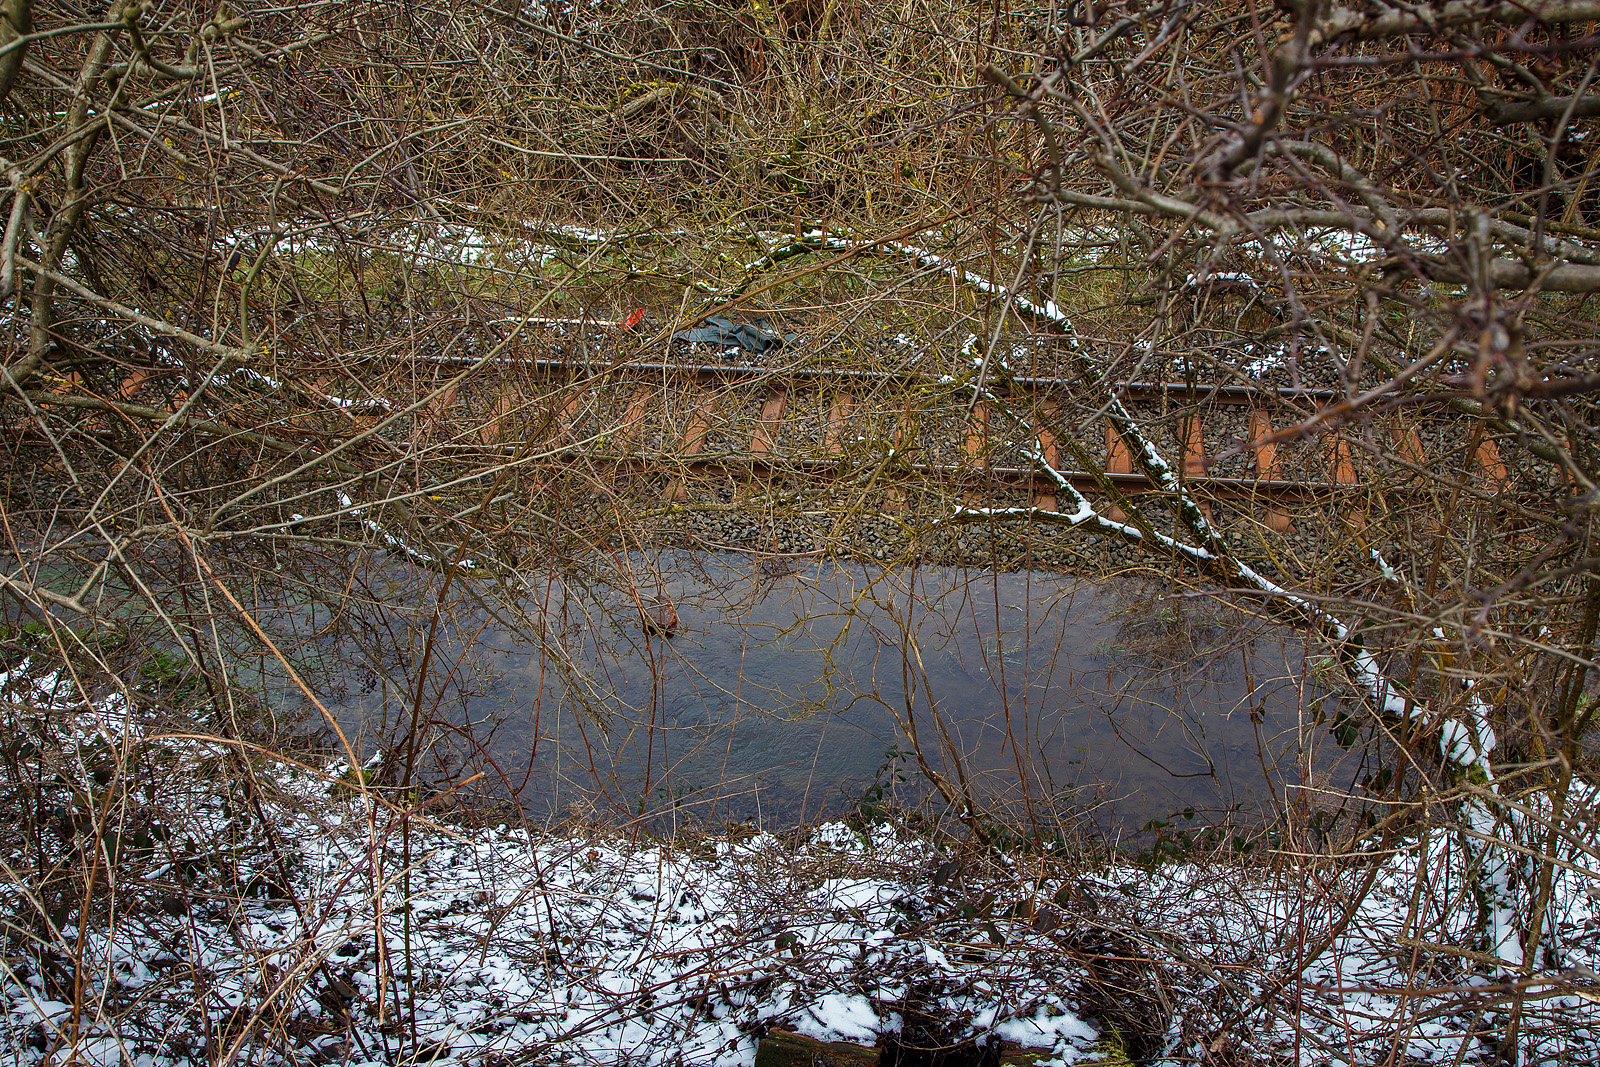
[{"left": 4, "top": 1, "right": 1600, "bottom": 1063}]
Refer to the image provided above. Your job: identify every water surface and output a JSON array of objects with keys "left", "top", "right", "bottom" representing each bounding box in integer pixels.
[{"left": 330, "top": 553, "right": 1354, "bottom": 837}]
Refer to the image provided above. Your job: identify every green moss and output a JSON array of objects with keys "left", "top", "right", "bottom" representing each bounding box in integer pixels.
[
  {"left": 330, "top": 762, "right": 378, "bottom": 796},
  {"left": 1079, "top": 1026, "right": 1133, "bottom": 1066}
]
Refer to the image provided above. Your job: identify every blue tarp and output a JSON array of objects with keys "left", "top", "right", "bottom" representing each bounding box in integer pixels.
[{"left": 672, "top": 315, "right": 797, "bottom": 355}]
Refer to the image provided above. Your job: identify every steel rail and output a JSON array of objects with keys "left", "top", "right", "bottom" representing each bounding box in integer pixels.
[
  {"left": 416, "top": 444, "right": 1388, "bottom": 502},
  {"left": 336, "top": 352, "right": 1343, "bottom": 403}
]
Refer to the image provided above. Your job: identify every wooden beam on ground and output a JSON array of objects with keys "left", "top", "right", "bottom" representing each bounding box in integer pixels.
[
  {"left": 1106, "top": 421, "right": 1133, "bottom": 522},
  {"left": 419, "top": 380, "right": 461, "bottom": 439},
  {"left": 616, "top": 386, "right": 653, "bottom": 448},
  {"left": 743, "top": 385, "right": 788, "bottom": 503},
  {"left": 825, "top": 390, "right": 854, "bottom": 453},
  {"left": 753, "top": 1030, "right": 876, "bottom": 1067},
  {"left": 1328, "top": 434, "right": 1357, "bottom": 485},
  {"left": 1391, "top": 418, "right": 1427, "bottom": 473},
  {"left": 1033, "top": 398, "right": 1059, "bottom": 512},
  {"left": 1250, "top": 408, "right": 1293, "bottom": 532},
  {"left": 681, "top": 390, "right": 716, "bottom": 454},
  {"left": 558, "top": 393, "right": 584, "bottom": 440},
  {"left": 752, "top": 1029, "right": 1058, "bottom": 1067},
  {"left": 1181, "top": 415, "right": 1213, "bottom": 522},
  {"left": 480, "top": 385, "right": 516, "bottom": 445},
  {"left": 965, "top": 399, "right": 991, "bottom": 507},
  {"left": 666, "top": 387, "right": 718, "bottom": 501},
  {"left": 884, "top": 405, "right": 917, "bottom": 514},
  {"left": 1327, "top": 431, "right": 1363, "bottom": 528},
  {"left": 749, "top": 386, "right": 786, "bottom": 456},
  {"left": 965, "top": 399, "right": 990, "bottom": 464},
  {"left": 1475, "top": 436, "right": 1509, "bottom": 488}
]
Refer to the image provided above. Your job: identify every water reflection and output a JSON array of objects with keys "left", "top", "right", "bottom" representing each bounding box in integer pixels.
[{"left": 330, "top": 553, "right": 1355, "bottom": 836}]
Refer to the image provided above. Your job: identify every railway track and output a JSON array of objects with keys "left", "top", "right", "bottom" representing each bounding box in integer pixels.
[
  {"left": 44, "top": 328, "right": 1524, "bottom": 554},
  {"left": 363, "top": 348, "right": 1516, "bottom": 535},
  {"left": 19, "top": 332, "right": 1541, "bottom": 577}
]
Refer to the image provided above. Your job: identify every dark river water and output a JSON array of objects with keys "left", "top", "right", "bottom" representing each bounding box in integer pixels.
[{"left": 324, "top": 552, "right": 1357, "bottom": 838}]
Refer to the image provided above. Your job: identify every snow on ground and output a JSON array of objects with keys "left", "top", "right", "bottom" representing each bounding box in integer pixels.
[
  {"left": 0, "top": 767, "right": 1099, "bottom": 1067},
  {"left": 0, "top": 674, "right": 1105, "bottom": 1067},
  {"left": 4, "top": 669, "right": 1600, "bottom": 1065}
]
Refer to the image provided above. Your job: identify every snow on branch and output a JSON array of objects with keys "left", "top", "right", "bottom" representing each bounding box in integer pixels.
[{"left": 334, "top": 492, "right": 479, "bottom": 573}]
